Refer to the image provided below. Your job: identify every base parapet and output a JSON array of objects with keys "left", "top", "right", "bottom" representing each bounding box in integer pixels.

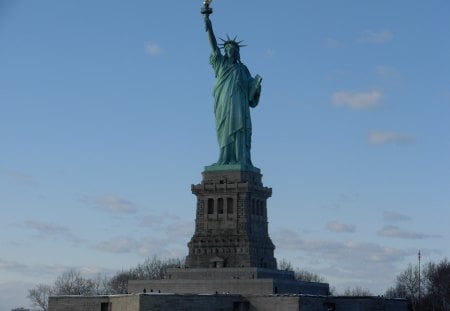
[
  {"left": 128, "top": 267, "right": 329, "bottom": 296},
  {"left": 48, "top": 293, "right": 408, "bottom": 311}
]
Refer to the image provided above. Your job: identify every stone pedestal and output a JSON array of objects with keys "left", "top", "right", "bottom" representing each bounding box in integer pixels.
[
  {"left": 186, "top": 170, "right": 276, "bottom": 269},
  {"left": 128, "top": 168, "right": 330, "bottom": 296}
]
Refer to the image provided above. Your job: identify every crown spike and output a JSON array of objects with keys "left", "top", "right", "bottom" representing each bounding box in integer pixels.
[{"left": 218, "top": 35, "right": 246, "bottom": 49}]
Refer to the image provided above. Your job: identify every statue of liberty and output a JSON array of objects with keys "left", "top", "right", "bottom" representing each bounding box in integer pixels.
[{"left": 203, "top": 2, "right": 262, "bottom": 170}]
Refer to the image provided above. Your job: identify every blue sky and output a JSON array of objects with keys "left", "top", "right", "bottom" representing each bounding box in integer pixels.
[{"left": 1, "top": 0, "right": 449, "bottom": 309}]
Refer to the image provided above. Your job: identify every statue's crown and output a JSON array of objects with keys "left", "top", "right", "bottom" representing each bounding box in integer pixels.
[{"left": 219, "top": 35, "right": 246, "bottom": 49}]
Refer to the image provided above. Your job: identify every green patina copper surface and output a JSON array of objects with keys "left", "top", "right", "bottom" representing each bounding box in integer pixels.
[
  {"left": 204, "top": 163, "right": 260, "bottom": 173},
  {"left": 203, "top": 12, "right": 262, "bottom": 172}
]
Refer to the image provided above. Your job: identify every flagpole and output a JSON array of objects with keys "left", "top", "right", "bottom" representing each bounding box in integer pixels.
[{"left": 418, "top": 250, "right": 421, "bottom": 308}]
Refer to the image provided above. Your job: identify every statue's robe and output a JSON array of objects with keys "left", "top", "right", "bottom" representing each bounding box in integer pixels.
[{"left": 210, "top": 50, "right": 260, "bottom": 166}]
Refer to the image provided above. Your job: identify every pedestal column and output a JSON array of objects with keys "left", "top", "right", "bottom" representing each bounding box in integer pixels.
[{"left": 186, "top": 170, "right": 276, "bottom": 269}]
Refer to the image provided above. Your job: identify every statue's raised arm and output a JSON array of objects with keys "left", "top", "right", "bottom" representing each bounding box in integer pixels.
[{"left": 204, "top": 15, "right": 219, "bottom": 53}]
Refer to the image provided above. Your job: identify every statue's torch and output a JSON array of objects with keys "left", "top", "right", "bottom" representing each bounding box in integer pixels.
[{"left": 201, "top": 0, "right": 213, "bottom": 15}]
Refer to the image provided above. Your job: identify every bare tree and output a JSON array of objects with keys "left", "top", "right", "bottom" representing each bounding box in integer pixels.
[
  {"left": 342, "top": 286, "right": 373, "bottom": 296},
  {"left": 27, "top": 269, "right": 97, "bottom": 309},
  {"left": 27, "top": 284, "right": 53, "bottom": 311},
  {"left": 107, "top": 256, "right": 184, "bottom": 294},
  {"left": 92, "top": 274, "right": 112, "bottom": 295},
  {"left": 398, "top": 263, "right": 420, "bottom": 302},
  {"left": 278, "top": 258, "right": 294, "bottom": 271},
  {"left": 385, "top": 285, "right": 407, "bottom": 299},
  {"left": 385, "top": 258, "right": 450, "bottom": 311},
  {"left": 294, "top": 269, "right": 326, "bottom": 283},
  {"left": 108, "top": 271, "right": 131, "bottom": 294},
  {"left": 385, "top": 263, "right": 419, "bottom": 304},
  {"left": 27, "top": 269, "right": 108, "bottom": 308},
  {"left": 422, "top": 259, "right": 450, "bottom": 311},
  {"left": 53, "top": 269, "right": 95, "bottom": 295},
  {"left": 130, "top": 256, "right": 183, "bottom": 280},
  {"left": 277, "top": 258, "right": 326, "bottom": 283}
]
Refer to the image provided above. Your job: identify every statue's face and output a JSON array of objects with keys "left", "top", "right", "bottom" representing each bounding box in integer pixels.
[{"left": 225, "top": 43, "right": 239, "bottom": 61}]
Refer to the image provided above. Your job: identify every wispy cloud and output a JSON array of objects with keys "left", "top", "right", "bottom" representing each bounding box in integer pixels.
[
  {"left": 377, "top": 225, "right": 441, "bottom": 240},
  {"left": 324, "top": 37, "right": 341, "bottom": 48},
  {"left": 1, "top": 258, "right": 69, "bottom": 279},
  {"left": 0, "top": 258, "right": 28, "bottom": 273},
  {"left": 0, "top": 167, "right": 36, "bottom": 186},
  {"left": 368, "top": 130, "right": 416, "bottom": 145},
  {"left": 358, "top": 30, "right": 393, "bottom": 44},
  {"left": 382, "top": 211, "right": 412, "bottom": 223},
  {"left": 323, "top": 193, "right": 360, "bottom": 210},
  {"left": 138, "top": 214, "right": 166, "bottom": 228},
  {"left": 25, "top": 220, "right": 83, "bottom": 245},
  {"left": 145, "top": 42, "right": 162, "bottom": 56},
  {"left": 81, "top": 195, "right": 138, "bottom": 214},
  {"left": 326, "top": 221, "right": 356, "bottom": 233},
  {"left": 274, "top": 229, "right": 410, "bottom": 264},
  {"left": 0, "top": 281, "right": 34, "bottom": 311},
  {"left": 376, "top": 65, "right": 401, "bottom": 79},
  {"left": 0, "top": 262, "right": 117, "bottom": 309},
  {"left": 331, "top": 90, "right": 382, "bottom": 109},
  {"left": 272, "top": 228, "right": 418, "bottom": 293},
  {"left": 94, "top": 218, "right": 192, "bottom": 257},
  {"left": 26, "top": 220, "right": 71, "bottom": 237},
  {"left": 96, "top": 237, "right": 140, "bottom": 254},
  {"left": 0, "top": 258, "right": 116, "bottom": 279},
  {"left": 137, "top": 211, "right": 181, "bottom": 229},
  {"left": 94, "top": 235, "right": 185, "bottom": 258},
  {"left": 167, "top": 220, "right": 193, "bottom": 240},
  {"left": 443, "top": 89, "right": 450, "bottom": 101},
  {"left": 265, "top": 49, "right": 275, "bottom": 57},
  {"left": 272, "top": 228, "right": 435, "bottom": 293}
]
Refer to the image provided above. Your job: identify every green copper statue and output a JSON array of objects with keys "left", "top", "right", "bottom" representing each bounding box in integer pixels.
[{"left": 202, "top": 2, "right": 262, "bottom": 170}]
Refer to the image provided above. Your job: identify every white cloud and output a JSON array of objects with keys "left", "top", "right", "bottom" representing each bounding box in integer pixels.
[
  {"left": 81, "top": 195, "right": 138, "bottom": 214},
  {"left": 272, "top": 228, "right": 434, "bottom": 293},
  {"left": 94, "top": 235, "right": 186, "bottom": 258},
  {"left": 326, "top": 221, "right": 356, "bottom": 233},
  {"left": 376, "top": 65, "right": 400, "bottom": 79},
  {"left": 25, "top": 220, "right": 83, "bottom": 245},
  {"left": 382, "top": 211, "right": 412, "bottom": 223},
  {"left": 0, "top": 281, "right": 34, "bottom": 311},
  {"left": 26, "top": 220, "right": 70, "bottom": 236},
  {"left": 138, "top": 214, "right": 166, "bottom": 228},
  {"left": 96, "top": 237, "right": 140, "bottom": 253},
  {"left": 0, "top": 258, "right": 111, "bottom": 280},
  {"left": 0, "top": 257, "right": 118, "bottom": 293},
  {"left": 377, "top": 225, "right": 440, "bottom": 240},
  {"left": 443, "top": 89, "right": 450, "bottom": 101},
  {"left": 274, "top": 229, "right": 409, "bottom": 265},
  {"left": 323, "top": 193, "right": 360, "bottom": 210},
  {"left": 368, "top": 130, "right": 416, "bottom": 145},
  {"left": 0, "top": 260, "right": 118, "bottom": 309},
  {"left": 94, "top": 216, "right": 192, "bottom": 257},
  {"left": 145, "top": 42, "right": 162, "bottom": 56},
  {"left": 265, "top": 49, "right": 275, "bottom": 57},
  {"left": 137, "top": 211, "right": 181, "bottom": 229},
  {"left": 0, "top": 258, "right": 28, "bottom": 273},
  {"left": 358, "top": 30, "right": 393, "bottom": 44},
  {"left": 324, "top": 37, "right": 341, "bottom": 48},
  {"left": 167, "top": 220, "right": 194, "bottom": 240},
  {"left": 95, "top": 195, "right": 137, "bottom": 214},
  {"left": 0, "top": 167, "right": 36, "bottom": 186},
  {"left": 331, "top": 90, "right": 382, "bottom": 109}
]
